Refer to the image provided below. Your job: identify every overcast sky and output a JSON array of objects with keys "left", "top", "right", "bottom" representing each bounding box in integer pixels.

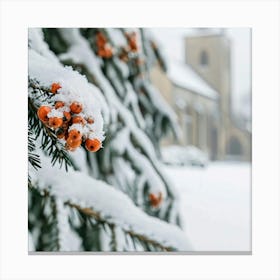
[{"left": 150, "top": 28, "right": 251, "bottom": 111}]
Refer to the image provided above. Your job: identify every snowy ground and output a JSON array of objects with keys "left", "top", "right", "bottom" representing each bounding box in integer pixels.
[{"left": 164, "top": 161, "right": 251, "bottom": 252}]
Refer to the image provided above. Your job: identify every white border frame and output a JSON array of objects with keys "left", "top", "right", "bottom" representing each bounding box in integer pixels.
[{"left": 0, "top": 0, "right": 279, "bottom": 279}]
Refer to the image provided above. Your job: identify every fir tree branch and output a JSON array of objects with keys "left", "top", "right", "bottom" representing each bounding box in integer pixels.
[
  {"left": 28, "top": 96, "right": 76, "bottom": 171},
  {"left": 28, "top": 124, "right": 41, "bottom": 170},
  {"left": 29, "top": 28, "right": 185, "bottom": 246},
  {"left": 30, "top": 184, "right": 176, "bottom": 252},
  {"left": 67, "top": 202, "right": 174, "bottom": 252},
  {"left": 29, "top": 187, "right": 60, "bottom": 251}
]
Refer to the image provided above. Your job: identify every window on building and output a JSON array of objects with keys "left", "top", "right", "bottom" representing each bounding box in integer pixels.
[{"left": 200, "top": 50, "right": 209, "bottom": 66}]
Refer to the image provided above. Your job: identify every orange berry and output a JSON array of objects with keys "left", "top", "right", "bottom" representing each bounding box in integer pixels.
[
  {"left": 149, "top": 192, "right": 162, "bottom": 208},
  {"left": 85, "top": 138, "right": 101, "bottom": 152},
  {"left": 65, "top": 137, "right": 82, "bottom": 151},
  {"left": 55, "top": 101, "right": 65, "bottom": 109},
  {"left": 96, "top": 32, "right": 107, "bottom": 46},
  {"left": 70, "top": 102, "right": 83, "bottom": 114},
  {"left": 48, "top": 117, "right": 63, "bottom": 129},
  {"left": 149, "top": 193, "right": 157, "bottom": 205},
  {"left": 98, "top": 46, "right": 113, "bottom": 58},
  {"left": 98, "top": 48, "right": 106, "bottom": 57},
  {"left": 68, "top": 129, "right": 82, "bottom": 142},
  {"left": 72, "top": 116, "right": 86, "bottom": 125},
  {"left": 129, "top": 39, "right": 138, "bottom": 52},
  {"left": 63, "top": 111, "right": 71, "bottom": 122},
  {"left": 126, "top": 32, "right": 138, "bottom": 52},
  {"left": 87, "top": 117, "right": 94, "bottom": 124},
  {"left": 97, "top": 40, "right": 105, "bottom": 48},
  {"left": 37, "top": 106, "right": 51, "bottom": 123},
  {"left": 51, "top": 83, "right": 61, "bottom": 94}
]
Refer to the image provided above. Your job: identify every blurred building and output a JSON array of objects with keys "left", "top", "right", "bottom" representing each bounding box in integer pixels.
[{"left": 151, "top": 30, "right": 251, "bottom": 161}]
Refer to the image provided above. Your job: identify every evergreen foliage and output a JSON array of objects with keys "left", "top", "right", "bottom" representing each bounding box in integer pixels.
[{"left": 28, "top": 28, "right": 189, "bottom": 252}]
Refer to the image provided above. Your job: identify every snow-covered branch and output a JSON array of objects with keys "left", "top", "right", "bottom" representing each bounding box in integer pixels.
[
  {"left": 28, "top": 28, "right": 188, "bottom": 252},
  {"left": 54, "top": 29, "right": 180, "bottom": 198},
  {"left": 30, "top": 154, "right": 191, "bottom": 251}
]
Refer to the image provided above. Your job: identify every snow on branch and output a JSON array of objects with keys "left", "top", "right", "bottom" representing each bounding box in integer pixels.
[
  {"left": 28, "top": 28, "right": 60, "bottom": 64},
  {"left": 55, "top": 198, "right": 82, "bottom": 251},
  {"left": 55, "top": 30, "right": 160, "bottom": 160},
  {"left": 111, "top": 128, "right": 166, "bottom": 196},
  {"left": 29, "top": 49, "right": 105, "bottom": 146},
  {"left": 138, "top": 79, "right": 180, "bottom": 137},
  {"left": 55, "top": 28, "right": 180, "bottom": 200},
  {"left": 30, "top": 154, "right": 192, "bottom": 251}
]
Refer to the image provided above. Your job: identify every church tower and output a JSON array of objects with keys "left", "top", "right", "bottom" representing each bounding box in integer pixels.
[{"left": 184, "top": 29, "right": 232, "bottom": 159}]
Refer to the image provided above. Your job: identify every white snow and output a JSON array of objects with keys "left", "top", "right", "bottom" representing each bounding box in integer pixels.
[
  {"left": 114, "top": 226, "right": 126, "bottom": 251},
  {"left": 68, "top": 123, "right": 95, "bottom": 139},
  {"left": 167, "top": 60, "right": 218, "bottom": 100},
  {"left": 110, "top": 157, "right": 136, "bottom": 194},
  {"left": 28, "top": 28, "right": 60, "bottom": 64},
  {"left": 47, "top": 108, "right": 63, "bottom": 118},
  {"left": 55, "top": 198, "right": 82, "bottom": 251},
  {"left": 162, "top": 145, "right": 208, "bottom": 167},
  {"left": 111, "top": 128, "right": 167, "bottom": 197},
  {"left": 112, "top": 57, "right": 130, "bottom": 79},
  {"left": 28, "top": 231, "right": 35, "bottom": 251},
  {"left": 107, "top": 28, "right": 127, "bottom": 47},
  {"left": 30, "top": 153, "right": 192, "bottom": 251},
  {"left": 164, "top": 162, "right": 251, "bottom": 252},
  {"left": 68, "top": 123, "right": 85, "bottom": 133}
]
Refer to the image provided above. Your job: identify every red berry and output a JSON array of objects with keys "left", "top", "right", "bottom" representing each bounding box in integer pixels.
[
  {"left": 67, "top": 129, "right": 82, "bottom": 142},
  {"left": 85, "top": 138, "right": 101, "bottom": 152},
  {"left": 70, "top": 102, "right": 83, "bottom": 114},
  {"left": 98, "top": 46, "right": 113, "bottom": 58},
  {"left": 37, "top": 106, "right": 51, "bottom": 123},
  {"left": 149, "top": 192, "right": 163, "bottom": 207},
  {"left": 72, "top": 116, "right": 86, "bottom": 125},
  {"left": 55, "top": 101, "right": 65, "bottom": 109},
  {"left": 51, "top": 83, "right": 61, "bottom": 94},
  {"left": 65, "top": 137, "right": 82, "bottom": 151},
  {"left": 48, "top": 117, "right": 63, "bottom": 129},
  {"left": 96, "top": 32, "right": 107, "bottom": 47}
]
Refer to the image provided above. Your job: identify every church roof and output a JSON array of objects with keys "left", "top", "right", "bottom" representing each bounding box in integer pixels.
[{"left": 167, "top": 60, "right": 219, "bottom": 100}]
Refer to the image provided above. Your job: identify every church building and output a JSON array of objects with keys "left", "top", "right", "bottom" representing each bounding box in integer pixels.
[{"left": 150, "top": 30, "right": 251, "bottom": 161}]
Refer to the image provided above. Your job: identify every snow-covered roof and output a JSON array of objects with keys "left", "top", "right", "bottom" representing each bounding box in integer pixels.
[{"left": 167, "top": 60, "right": 219, "bottom": 100}]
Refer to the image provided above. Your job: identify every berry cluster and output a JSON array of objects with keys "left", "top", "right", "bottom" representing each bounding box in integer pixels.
[
  {"left": 96, "top": 32, "right": 113, "bottom": 59},
  {"left": 37, "top": 83, "right": 102, "bottom": 152},
  {"left": 149, "top": 192, "right": 163, "bottom": 208}
]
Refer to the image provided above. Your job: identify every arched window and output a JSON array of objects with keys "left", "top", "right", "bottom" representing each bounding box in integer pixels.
[{"left": 200, "top": 50, "right": 209, "bottom": 66}]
